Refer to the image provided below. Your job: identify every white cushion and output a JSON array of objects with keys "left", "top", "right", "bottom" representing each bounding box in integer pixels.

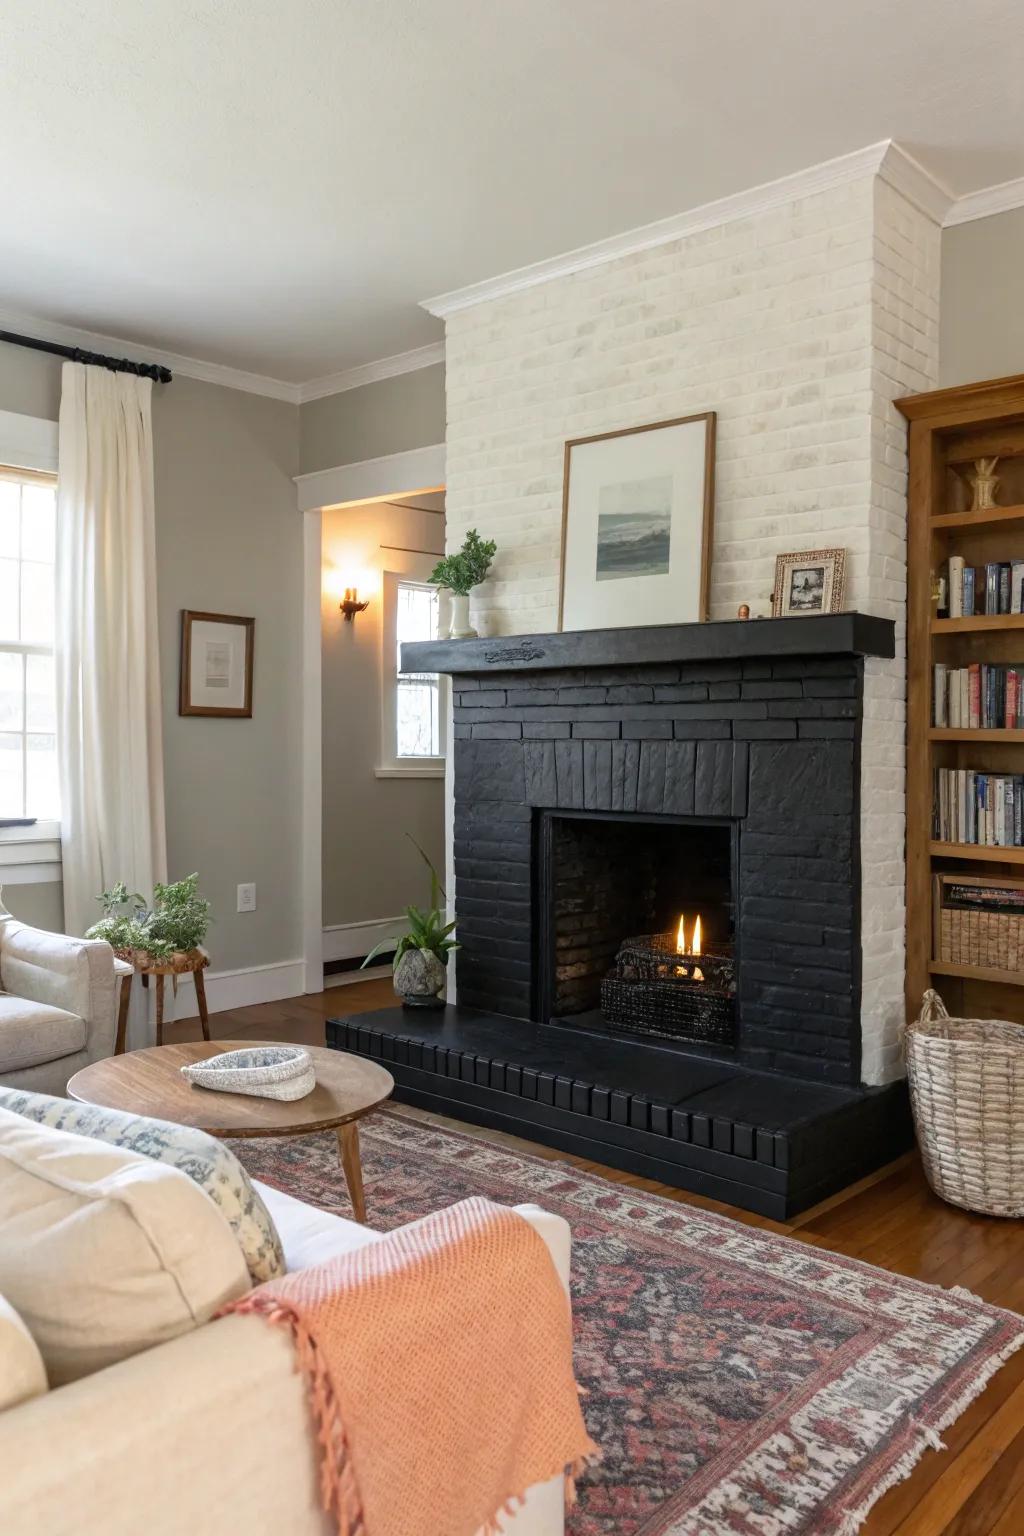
[
  {"left": 0, "top": 1292, "right": 47, "bottom": 1411},
  {"left": 0, "top": 1106, "right": 249, "bottom": 1385},
  {"left": 0, "top": 996, "right": 85, "bottom": 1073},
  {"left": 0, "top": 1088, "right": 285, "bottom": 1284},
  {"left": 255, "top": 1179, "right": 382, "bottom": 1271}
]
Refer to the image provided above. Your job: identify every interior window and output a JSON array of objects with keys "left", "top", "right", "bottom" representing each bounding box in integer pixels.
[
  {"left": 0, "top": 468, "right": 59, "bottom": 821},
  {"left": 395, "top": 580, "right": 441, "bottom": 758}
]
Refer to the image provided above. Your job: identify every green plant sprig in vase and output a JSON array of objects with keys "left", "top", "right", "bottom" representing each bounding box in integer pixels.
[{"left": 428, "top": 528, "right": 497, "bottom": 640}]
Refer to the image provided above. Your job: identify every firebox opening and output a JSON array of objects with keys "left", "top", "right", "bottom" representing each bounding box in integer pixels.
[{"left": 539, "top": 811, "right": 735, "bottom": 1049}]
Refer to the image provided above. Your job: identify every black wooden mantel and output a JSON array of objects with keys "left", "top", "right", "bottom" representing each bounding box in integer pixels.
[{"left": 403, "top": 612, "right": 895, "bottom": 677}]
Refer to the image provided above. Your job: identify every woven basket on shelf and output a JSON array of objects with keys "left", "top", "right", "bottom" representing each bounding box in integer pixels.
[{"left": 906, "top": 990, "right": 1024, "bottom": 1218}]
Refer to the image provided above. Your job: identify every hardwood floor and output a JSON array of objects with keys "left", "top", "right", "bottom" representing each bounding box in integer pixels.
[{"left": 169, "top": 981, "right": 1024, "bottom": 1534}]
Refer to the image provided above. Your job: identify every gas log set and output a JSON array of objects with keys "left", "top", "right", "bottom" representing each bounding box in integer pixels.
[{"left": 601, "top": 914, "right": 736, "bottom": 1047}]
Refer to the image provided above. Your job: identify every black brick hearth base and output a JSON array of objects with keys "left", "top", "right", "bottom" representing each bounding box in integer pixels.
[{"left": 327, "top": 1006, "right": 912, "bottom": 1218}]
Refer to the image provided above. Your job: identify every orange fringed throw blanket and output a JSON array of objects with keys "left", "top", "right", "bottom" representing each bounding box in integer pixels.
[{"left": 223, "top": 1196, "right": 598, "bottom": 1536}]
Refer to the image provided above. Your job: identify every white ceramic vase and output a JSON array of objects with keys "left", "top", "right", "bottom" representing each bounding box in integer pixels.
[{"left": 449, "top": 592, "right": 477, "bottom": 639}]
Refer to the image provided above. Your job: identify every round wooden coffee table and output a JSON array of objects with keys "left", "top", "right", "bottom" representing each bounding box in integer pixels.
[{"left": 67, "top": 1041, "right": 394, "bottom": 1225}]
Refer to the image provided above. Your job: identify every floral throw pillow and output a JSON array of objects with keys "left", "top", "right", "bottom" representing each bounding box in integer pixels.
[{"left": 0, "top": 1086, "right": 284, "bottom": 1284}]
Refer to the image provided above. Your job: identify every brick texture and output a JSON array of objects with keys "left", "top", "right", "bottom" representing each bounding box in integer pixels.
[
  {"left": 452, "top": 657, "right": 863, "bottom": 1086},
  {"left": 441, "top": 172, "right": 941, "bottom": 1086}
]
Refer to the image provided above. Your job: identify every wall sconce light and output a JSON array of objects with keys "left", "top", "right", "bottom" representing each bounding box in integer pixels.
[{"left": 339, "top": 587, "right": 370, "bottom": 622}]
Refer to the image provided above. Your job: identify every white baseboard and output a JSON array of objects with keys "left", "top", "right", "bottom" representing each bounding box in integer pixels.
[
  {"left": 167, "top": 958, "right": 306, "bottom": 1021},
  {"left": 324, "top": 965, "right": 392, "bottom": 989},
  {"left": 322, "top": 916, "right": 403, "bottom": 965}
]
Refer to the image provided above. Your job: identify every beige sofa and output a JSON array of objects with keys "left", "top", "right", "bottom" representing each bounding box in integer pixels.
[
  {"left": 0, "top": 912, "right": 125, "bottom": 1093},
  {"left": 0, "top": 1167, "right": 572, "bottom": 1536}
]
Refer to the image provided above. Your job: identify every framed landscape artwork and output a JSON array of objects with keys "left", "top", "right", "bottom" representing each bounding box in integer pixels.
[
  {"left": 179, "top": 610, "right": 255, "bottom": 717},
  {"left": 771, "top": 548, "right": 847, "bottom": 618},
  {"left": 558, "top": 413, "right": 716, "bottom": 632}
]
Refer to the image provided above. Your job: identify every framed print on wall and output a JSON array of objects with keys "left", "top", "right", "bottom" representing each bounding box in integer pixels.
[
  {"left": 558, "top": 412, "right": 716, "bottom": 632},
  {"left": 770, "top": 549, "right": 847, "bottom": 618},
  {"left": 179, "top": 610, "right": 255, "bottom": 717}
]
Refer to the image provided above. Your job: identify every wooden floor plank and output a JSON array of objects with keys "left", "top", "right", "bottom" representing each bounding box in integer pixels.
[{"left": 168, "top": 982, "right": 1024, "bottom": 1534}]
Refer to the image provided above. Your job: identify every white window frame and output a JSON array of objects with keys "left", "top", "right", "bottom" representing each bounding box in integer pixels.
[
  {"left": 0, "top": 410, "right": 61, "bottom": 879},
  {"left": 377, "top": 565, "right": 447, "bottom": 778}
]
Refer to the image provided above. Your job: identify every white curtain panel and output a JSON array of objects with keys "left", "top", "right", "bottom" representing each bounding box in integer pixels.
[{"left": 56, "top": 362, "right": 168, "bottom": 943}]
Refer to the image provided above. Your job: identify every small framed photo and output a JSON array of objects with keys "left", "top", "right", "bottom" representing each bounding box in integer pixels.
[
  {"left": 558, "top": 413, "right": 716, "bottom": 632},
  {"left": 179, "top": 611, "right": 255, "bottom": 717},
  {"left": 771, "top": 549, "right": 847, "bottom": 618}
]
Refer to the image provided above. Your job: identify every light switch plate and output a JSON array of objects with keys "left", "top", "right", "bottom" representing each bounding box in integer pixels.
[{"left": 237, "top": 883, "right": 256, "bottom": 913}]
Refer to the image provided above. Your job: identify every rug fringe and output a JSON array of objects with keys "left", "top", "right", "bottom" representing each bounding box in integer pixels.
[{"left": 834, "top": 1326, "right": 1024, "bottom": 1535}]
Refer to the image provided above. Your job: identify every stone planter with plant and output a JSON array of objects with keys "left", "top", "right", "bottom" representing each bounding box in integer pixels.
[
  {"left": 362, "top": 842, "right": 458, "bottom": 1008},
  {"left": 429, "top": 528, "right": 497, "bottom": 639}
]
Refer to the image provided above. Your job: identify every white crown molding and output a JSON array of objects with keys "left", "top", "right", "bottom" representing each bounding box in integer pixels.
[
  {"left": 421, "top": 142, "right": 900, "bottom": 318},
  {"left": 878, "top": 142, "right": 955, "bottom": 225},
  {"left": 294, "top": 441, "right": 446, "bottom": 512},
  {"left": 298, "top": 341, "right": 445, "bottom": 403},
  {"left": 0, "top": 306, "right": 302, "bottom": 403},
  {"left": 944, "top": 173, "right": 1024, "bottom": 228}
]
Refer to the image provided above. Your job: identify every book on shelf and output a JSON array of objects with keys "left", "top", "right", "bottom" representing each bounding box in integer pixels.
[
  {"left": 945, "top": 882, "right": 1024, "bottom": 914},
  {"left": 934, "top": 768, "right": 1024, "bottom": 846},
  {"left": 933, "top": 663, "right": 1024, "bottom": 729},
  {"left": 942, "top": 557, "right": 1024, "bottom": 617}
]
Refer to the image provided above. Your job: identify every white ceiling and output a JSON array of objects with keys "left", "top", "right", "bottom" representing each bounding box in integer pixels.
[{"left": 4, "top": 0, "right": 1024, "bottom": 388}]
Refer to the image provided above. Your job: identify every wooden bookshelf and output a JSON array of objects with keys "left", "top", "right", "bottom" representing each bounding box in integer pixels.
[
  {"left": 929, "top": 728, "right": 1024, "bottom": 742},
  {"left": 931, "top": 503, "right": 1024, "bottom": 531},
  {"left": 931, "top": 614, "right": 1024, "bottom": 634},
  {"left": 898, "top": 372, "right": 1024, "bottom": 1019},
  {"left": 929, "top": 842, "right": 1024, "bottom": 864}
]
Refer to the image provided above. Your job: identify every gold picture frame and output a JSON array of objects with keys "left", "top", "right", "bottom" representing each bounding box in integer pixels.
[{"left": 771, "top": 548, "right": 847, "bottom": 618}]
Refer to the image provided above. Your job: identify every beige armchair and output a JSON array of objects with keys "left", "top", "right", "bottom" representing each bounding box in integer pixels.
[{"left": 0, "top": 911, "right": 125, "bottom": 1093}]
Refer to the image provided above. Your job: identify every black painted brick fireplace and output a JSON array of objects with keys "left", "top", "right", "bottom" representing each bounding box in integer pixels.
[{"left": 329, "top": 615, "right": 912, "bottom": 1217}]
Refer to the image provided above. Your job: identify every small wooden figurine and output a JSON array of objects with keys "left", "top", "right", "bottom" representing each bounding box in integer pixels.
[{"left": 967, "top": 457, "right": 1000, "bottom": 511}]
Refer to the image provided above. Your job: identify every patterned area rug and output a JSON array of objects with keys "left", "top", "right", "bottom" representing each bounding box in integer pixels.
[{"left": 235, "top": 1108, "right": 1024, "bottom": 1536}]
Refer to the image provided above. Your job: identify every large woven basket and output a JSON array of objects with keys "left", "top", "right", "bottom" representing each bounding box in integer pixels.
[{"left": 906, "top": 990, "right": 1024, "bottom": 1218}]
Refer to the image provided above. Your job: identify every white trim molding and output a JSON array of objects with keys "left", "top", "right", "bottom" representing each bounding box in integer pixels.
[
  {"left": 301, "top": 508, "right": 325, "bottom": 996},
  {"left": 0, "top": 306, "right": 302, "bottom": 404},
  {"left": 165, "top": 957, "right": 306, "bottom": 1020},
  {"left": 294, "top": 442, "right": 446, "bottom": 513},
  {"left": 0, "top": 409, "right": 59, "bottom": 473},
  {"left": 299, "top": 342, "right": 445, "bottom": 403},
  {"left": 945, "top": 174, "right": 1024, "bottom": 228},
  {"left": 422, "top": 140, "right": 954, "bottom": 318},
  {"left": 323, "top": 915, "right": 405, "bottom": 965},
  {"left": 0, "top": 822, "right": 61, "bottom": 883}
]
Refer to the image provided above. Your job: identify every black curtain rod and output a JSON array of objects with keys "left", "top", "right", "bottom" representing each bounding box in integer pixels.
[{"left": 0, "top": 329, "right": 172, "bottom": 384}]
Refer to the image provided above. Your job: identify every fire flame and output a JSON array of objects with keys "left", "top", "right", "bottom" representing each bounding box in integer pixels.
[{"left": 675, "top": 914, "right": 703, "bottom": 957}]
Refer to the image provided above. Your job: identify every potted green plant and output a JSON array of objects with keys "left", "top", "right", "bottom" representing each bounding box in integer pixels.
[
  {"left": 86, "top": 874, "right": 211, "bottom": 966},
  {"left": 428, "top": 528, "right": 497, "bottom": 639},
  {"left": 361, "top": 842, "right": 458, "bottom": 1008}
]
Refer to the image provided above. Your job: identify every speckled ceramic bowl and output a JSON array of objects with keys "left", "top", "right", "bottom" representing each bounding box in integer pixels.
[{"left": 180, "top": 1045, "right": 316, "bottom": 1101}]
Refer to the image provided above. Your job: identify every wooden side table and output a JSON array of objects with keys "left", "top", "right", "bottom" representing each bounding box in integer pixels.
[{"left": 114, "top": 949, "right": 211, "bottom": 1054}]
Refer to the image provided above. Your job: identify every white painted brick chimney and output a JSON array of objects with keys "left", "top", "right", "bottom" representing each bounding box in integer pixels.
[{"left": 438, "top": 168, "right": 940, "bottom": 1086}]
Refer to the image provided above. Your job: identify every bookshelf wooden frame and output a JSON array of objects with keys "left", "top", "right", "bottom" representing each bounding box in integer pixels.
[{"left": 898, "top": 372, "right": 1024, "bottom": 1020}]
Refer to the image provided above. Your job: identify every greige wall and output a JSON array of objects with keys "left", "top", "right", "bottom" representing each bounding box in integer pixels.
[
  {"left": 153, "top": 377, "right": 303, "bottom": 973},
  {"left": 0, "top": 341, "right": 303, "bottom": 975},
  {"left": 941, "top": 211, "right": 1024, "bottom": 385},
  {"left": 1, "top": 882, "right": 64, "bottom": 931},
  {"left": 321, "top": 500, "right": 445, "bottom": 931},
  {"left": 299, "top": 363, "right": 445, "bottom": 475}
]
